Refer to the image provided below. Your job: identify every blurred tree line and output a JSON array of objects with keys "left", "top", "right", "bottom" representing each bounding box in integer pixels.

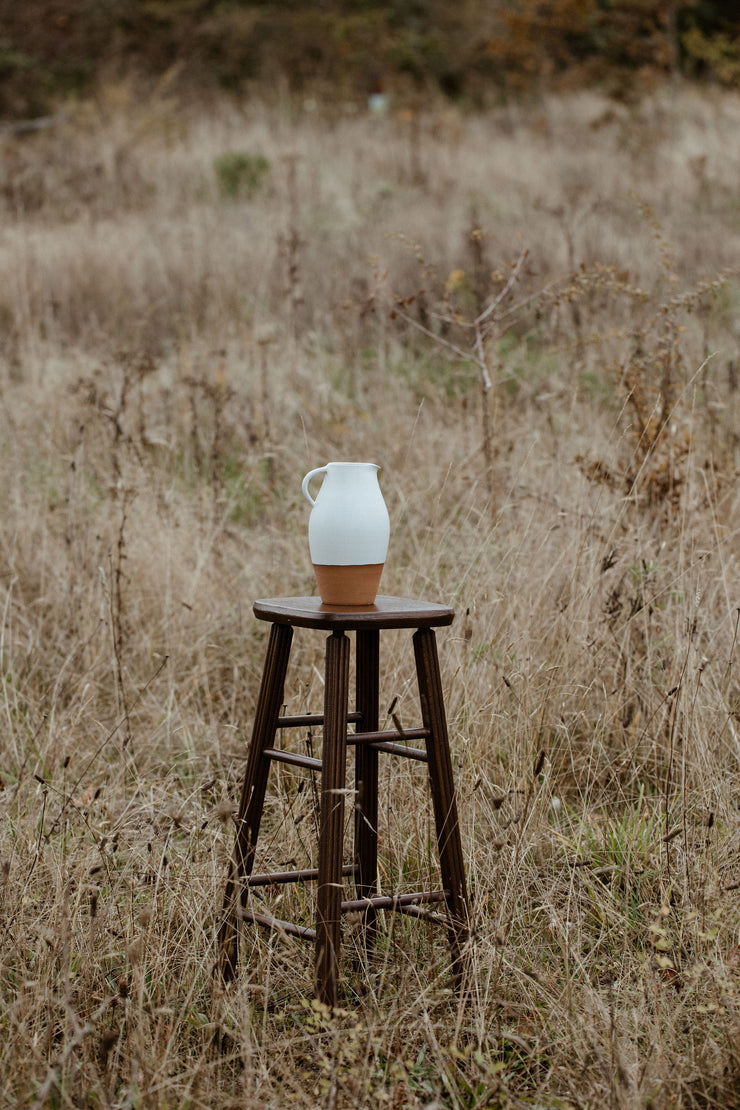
[{"left": 0, "top": 0, "right": 739, "bottom": 117}]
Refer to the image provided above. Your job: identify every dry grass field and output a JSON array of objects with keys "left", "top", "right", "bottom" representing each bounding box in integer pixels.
[{"left": 1, "top": 79, "right": 740, "bottom": 1108}]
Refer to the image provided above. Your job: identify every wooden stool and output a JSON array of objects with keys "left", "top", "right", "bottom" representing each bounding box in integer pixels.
[{"left": 217, "top": 595, "right": 469, "bottom": 1006}]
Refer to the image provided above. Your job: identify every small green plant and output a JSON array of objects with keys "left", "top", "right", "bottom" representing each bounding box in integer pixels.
[{"left": 213, "top": 151, "right": 270, "bottom": 198}]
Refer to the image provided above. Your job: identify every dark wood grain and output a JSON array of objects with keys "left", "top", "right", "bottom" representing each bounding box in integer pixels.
[
  {"left": 413, "top": 627, "right": 470, "bottom": 987},
  {"left": 240, "top": 909, "right": 316, "bottom": 942},
  {"left": 254, "top": 595, "right": 454, "bottom": 631},
  {"left": 245, "top": 863, "right": 358, "bottom": 887},
  {"left": 217, "top": 622, "right": 293, "bottom": 981},
  {"left": 218, "top": 596, "right": 468, "bottom": 1003},
  {"left": 315, "top": 630, "right": 350, "bottom": 1008},
  {"left": 354, "top": 627, "right": 380, "bottom": 957}
]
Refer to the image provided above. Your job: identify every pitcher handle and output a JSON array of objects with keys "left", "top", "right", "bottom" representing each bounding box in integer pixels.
[{"left": 301, "top": 466, "right": 327, "bottom": 507}]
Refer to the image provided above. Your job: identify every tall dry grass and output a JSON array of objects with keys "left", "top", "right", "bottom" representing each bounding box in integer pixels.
[{"left": 0, "top": 79, "right": 739, "bottom": 1107}]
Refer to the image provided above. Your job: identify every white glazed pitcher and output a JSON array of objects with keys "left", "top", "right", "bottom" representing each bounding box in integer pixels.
[{"left": 301, "top": 462, "right": 390, "bottom": 605}]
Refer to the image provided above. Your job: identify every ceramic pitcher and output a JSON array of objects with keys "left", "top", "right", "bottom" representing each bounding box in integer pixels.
[{"left": 301, "top": 462, "right": 390, "bottom": 605}]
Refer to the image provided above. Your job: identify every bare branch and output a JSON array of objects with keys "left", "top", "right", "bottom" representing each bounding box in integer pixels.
[{"left": 476, "top": 246, "right": 530, "bottom": 327}]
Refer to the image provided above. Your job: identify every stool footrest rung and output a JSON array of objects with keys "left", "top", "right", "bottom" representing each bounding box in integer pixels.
[
  {"left": 352, "top": 738, "right": 428, "bottom": 762},
  {"left": 341, "top": 889, "right": 448, "bottom": 913},
  {"left": 277, "top": 712, "right": 362, "bottom": 729},
  {"left": 241, "top": 888, "right": 452, "bottom": 941},
  {"left": 264, "top": 748, "right": 322, "bottom": 771},
  {"left": 239, "top": 889, "right": 451, "bottom": 942},
  {"left": 246, "top": 864, "right": 358, "bottom": 887},
  {"left": 351, "top": 728, "right": 430, "bottom": 762},
  {"left": 397, "top": 902, "right": 450, "bottom": 925},
  {"left": 239, "top": 908, "right": 317, "bottom": 942},
  {"left": 264, "top": 729, "right": 430, "bottom": 770},
  {"left": 351, "top": 727, "right": 429, "bottom": 743}
]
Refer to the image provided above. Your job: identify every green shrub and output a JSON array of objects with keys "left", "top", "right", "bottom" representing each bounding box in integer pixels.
[{"left": 213, "top": 151, "right": 270, "bottom": 199}]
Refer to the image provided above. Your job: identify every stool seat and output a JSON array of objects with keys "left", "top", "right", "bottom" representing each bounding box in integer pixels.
[
  {"left": 217, "top": 594, "right": 468, "bottom": 1006},
  {"left": 254, "top": 595, "right": 455, "bottom": 630}
]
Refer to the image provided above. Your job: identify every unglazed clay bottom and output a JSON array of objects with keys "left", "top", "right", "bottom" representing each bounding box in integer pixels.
[{"left": 313, "top": 563, "right": 384, "bottom": 606}]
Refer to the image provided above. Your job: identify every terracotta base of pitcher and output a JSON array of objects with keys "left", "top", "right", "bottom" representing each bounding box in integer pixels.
[{"left": 313, "top": 563, "right": 384, "bottom": 606}]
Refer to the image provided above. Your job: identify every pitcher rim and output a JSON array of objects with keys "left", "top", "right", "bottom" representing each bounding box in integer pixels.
[{"left": 323, "top": 461, "right": 380, "bottom": 469}]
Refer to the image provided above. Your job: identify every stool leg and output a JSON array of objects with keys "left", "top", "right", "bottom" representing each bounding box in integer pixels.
[
  {"left": 316, "top": 630, "right": 350, "bottom": 1008},
  {"left": 355, "top": 628, "right": 380, "bottom": 955},
  {"left": 217, "top": 622, "right": 293, "bottom": 981},
  {"left": 413, "top": 627, "right": 469, "bottom": 986}
]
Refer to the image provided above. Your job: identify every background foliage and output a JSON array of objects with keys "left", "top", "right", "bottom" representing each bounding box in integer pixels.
[{"left": 1, "top": 0, "right": 740, "bottom": 117}]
